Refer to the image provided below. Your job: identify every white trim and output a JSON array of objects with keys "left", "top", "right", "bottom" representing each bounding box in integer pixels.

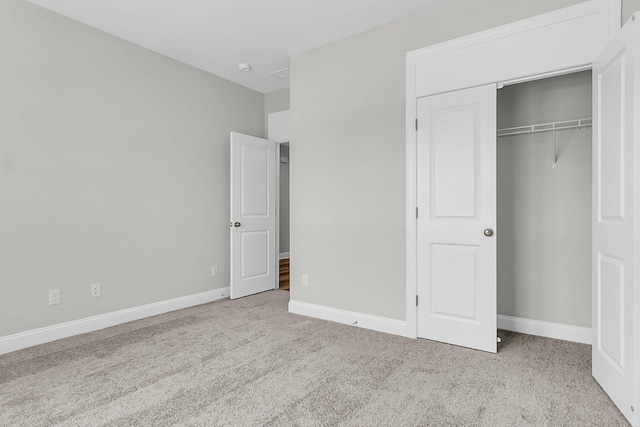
[
  {"left": 0, "top": 288, "right": 230, "bottom": 355},
  {"left": 267, "top": 109, "right": 291, "bottom": 143},
  {"left": 287, "top": 301, "right": 592, "bottom": 345},
  {"left": 288, "top": 300, "right": 411, "bottom": 338},
  {"left": 279, "top": 252, "right": 290, "bottom": 259},
  {"left": 498, "top": 315, "right": 592, "bottom": 345},
  {"left": 405, "top": 52, "right": 418, "bottom": 339},
  {"left": 406, "top": 0, "right": 620, "bottom": 345},
  {"left": 408, "top": 1, "right": 619, "bottom": 62},
  {"left": 499, "top": 64, "right": 592, "bottom": 87},
  {"left": 276, "top": 142, "right": 281, "bottom": 287},
  {"left": 407, "top": 0, "right": 620, "bottom": 97}
]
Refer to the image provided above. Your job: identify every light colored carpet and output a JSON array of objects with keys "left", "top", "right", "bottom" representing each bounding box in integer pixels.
[{"left": 0, "top": 290, "right": 629, "bottom": 426}]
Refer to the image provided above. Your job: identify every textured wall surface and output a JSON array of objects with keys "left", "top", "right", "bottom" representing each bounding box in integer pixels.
[
  {"left": 497, "top": 72, "right": 592, "bottom": 327},
  {"left": 289, "top": 0, "right": 590, "bottom": 320},
  {"left": 0, "top": 0, "right": 264, "bottom": 336}
]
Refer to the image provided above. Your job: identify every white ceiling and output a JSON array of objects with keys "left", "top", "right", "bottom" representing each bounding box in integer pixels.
[{"left": 26, "top": 0, "right": 450, "bottom": 93}]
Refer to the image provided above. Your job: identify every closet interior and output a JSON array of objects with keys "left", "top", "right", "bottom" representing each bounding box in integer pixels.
[{"left": 496, "top": 71, "right": 592, "bottom": 330}]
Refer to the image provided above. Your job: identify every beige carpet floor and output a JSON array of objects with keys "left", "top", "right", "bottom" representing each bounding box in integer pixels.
[{"left": 0, "top": 290, "right": 629, "bottom": 426}]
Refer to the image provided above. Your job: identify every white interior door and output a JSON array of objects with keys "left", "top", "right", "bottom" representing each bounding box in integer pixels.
[
  {"left": 592, "top": 14, "right": 638, "bottom": 426},
  {"left": 230, "top": 132, "right": 277, "bottom": 299},
  {"left": 416, "top": 84, "right": 497, "bottom": 353}
]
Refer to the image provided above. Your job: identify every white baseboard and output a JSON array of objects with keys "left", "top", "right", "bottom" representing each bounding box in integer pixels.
[
  {"left": 279, "top": 252, "right": 290, "bottom": 259},
  {"left": 288, "top": 300, "right": 411, "bottom": 338},
  {"left": 287, "top": 303, "right": 590, "bottom": 345},
  {"left": 498, "top": 314, "right": 592, "bottom": 344},
  {"left": 0, "top": 287, "right": 230, "bottom": 355}
]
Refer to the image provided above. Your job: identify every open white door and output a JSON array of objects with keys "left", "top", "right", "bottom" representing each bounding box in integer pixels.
[
  {"left": 592, "top": 14, "right": 638, "bottom": 426},
  {"left": 230, "top": 132, "right": 277, "bottom": 299},
  {"left": 416, "top": 84, "right": 497, "bottom": 353}
]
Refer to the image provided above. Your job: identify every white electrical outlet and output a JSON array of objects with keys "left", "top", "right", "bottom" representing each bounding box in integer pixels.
[
  {"left": 301, "top": 274, "right": 309, "bottom": 287},
  {"left": 212, "top": 265, "right": 219, "bottom": 276},
  {"left": 49, "top": 289, "right": 61, "bottom": 305},
  {"left": 91, "top": 283, "right": 101, "bottom": 298}
]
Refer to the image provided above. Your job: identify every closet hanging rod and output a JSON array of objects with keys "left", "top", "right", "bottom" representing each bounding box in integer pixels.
[{"left": 497, "top": 118, "right": 592, "bottom": 137}]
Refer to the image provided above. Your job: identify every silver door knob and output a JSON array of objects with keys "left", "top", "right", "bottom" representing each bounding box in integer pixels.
[
  {"left": 484, "top": 228, "right": 494, "bottom": 237},
  {"left": 234, "top": 222, "right": 241, "bottom": 227}
]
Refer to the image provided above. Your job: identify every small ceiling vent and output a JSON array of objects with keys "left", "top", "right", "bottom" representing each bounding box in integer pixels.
[{"left": 269, "top": 68, "right": 290, "bottom": 79}]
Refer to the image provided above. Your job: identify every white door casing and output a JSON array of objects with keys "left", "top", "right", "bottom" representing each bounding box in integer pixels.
[
  {"left": 267, "top": 110, "right": 290, "bottom": 143},
  {"left": 230, "top": 132, "right": 277, "bottom": 299},
  {"left": 416, "top": 84, "right": 497, "bottom": 353},
  {"left": 592, "top": 14, "right": 638, "bottom": 425}
]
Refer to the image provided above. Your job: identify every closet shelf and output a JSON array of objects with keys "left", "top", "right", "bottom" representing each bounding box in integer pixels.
[{"left": 497, "top": 118, "right": 592, "bottom": 137}]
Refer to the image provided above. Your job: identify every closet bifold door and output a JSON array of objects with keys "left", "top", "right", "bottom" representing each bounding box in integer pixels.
[
  {"left": 591, "top": 13, "right": 638, "bottom": 427},
  {"left": 416, "top": 84, "right": 497, "bottom": 353}
]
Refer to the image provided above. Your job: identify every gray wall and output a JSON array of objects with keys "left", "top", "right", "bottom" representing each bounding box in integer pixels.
[
  {"left": 497, "top": 72, "right": 592, "bottom": 327},
  {"left": 265, "top": 89, "right": 291, "bottom": 255},
  {"left": 0, "top": 0, "right": 264, "bottom": 336},
  {"left": 289, "top": 0, "right": 639, "bottom": 321}
]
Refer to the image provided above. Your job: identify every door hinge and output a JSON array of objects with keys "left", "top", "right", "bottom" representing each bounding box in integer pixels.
[
  {"left": 416, "top": 207, "right": 418, "bottom": 218},
  {"left": 415, "top": 118, "right": 418, "bottom": 131},
  {"left": 416, "top": 295, "right": 419, "bottom": 306}
]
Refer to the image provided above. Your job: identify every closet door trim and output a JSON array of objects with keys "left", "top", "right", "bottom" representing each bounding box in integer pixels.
[
  {"left": 409, "top": 0, "right": 619, "bottom": 98},
  {"left": 405, "top": 0, "right": 620, "bottom": 339}
]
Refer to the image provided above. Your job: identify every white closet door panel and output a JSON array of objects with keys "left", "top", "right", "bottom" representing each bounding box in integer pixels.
[
  {"left": 241, "top": 231, "right": 270, "bottom": 279},
  {"left": 431, "top": 106, "right": 478, "bottom": 218},
  {"left": 599, "top": 51, "right": 625, "bottom": 220},
  {"left": 241, "top": 144, "right": 270, "bottom": 216},
  {"left": 430, "top": 243, "right": 478, "bottom": 318},
  {"left": 592, "top": 14, "right": 637, "bottom": 426},
  {"left": 417, "top": 84, "right": 497, "bottom": 353}
]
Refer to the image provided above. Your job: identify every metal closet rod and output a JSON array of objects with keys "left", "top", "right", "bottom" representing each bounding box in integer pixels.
[{"left": 497, "top": 118, "right": 592, "bottom": 137}]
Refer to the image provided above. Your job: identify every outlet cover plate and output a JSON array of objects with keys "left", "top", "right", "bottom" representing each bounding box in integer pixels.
[
  {"left": 91, "top": 283, "right": 101, "bottom": 298},
  {"left": 49, "top": 289, "right": 61, "bottom": 305}
]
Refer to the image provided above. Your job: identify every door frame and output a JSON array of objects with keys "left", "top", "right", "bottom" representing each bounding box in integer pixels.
[
  {"left": 405, "top": 0, "right": 620, "bottom": 339},
  {"left": 275, "top": 141, "right": 281, "bottom": 288},
  {"left": 274, "top": 141, "right": 287, "bottom": 289},
  {"left": 268, "top": 109, "right": 292, "bottom": 289}
]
